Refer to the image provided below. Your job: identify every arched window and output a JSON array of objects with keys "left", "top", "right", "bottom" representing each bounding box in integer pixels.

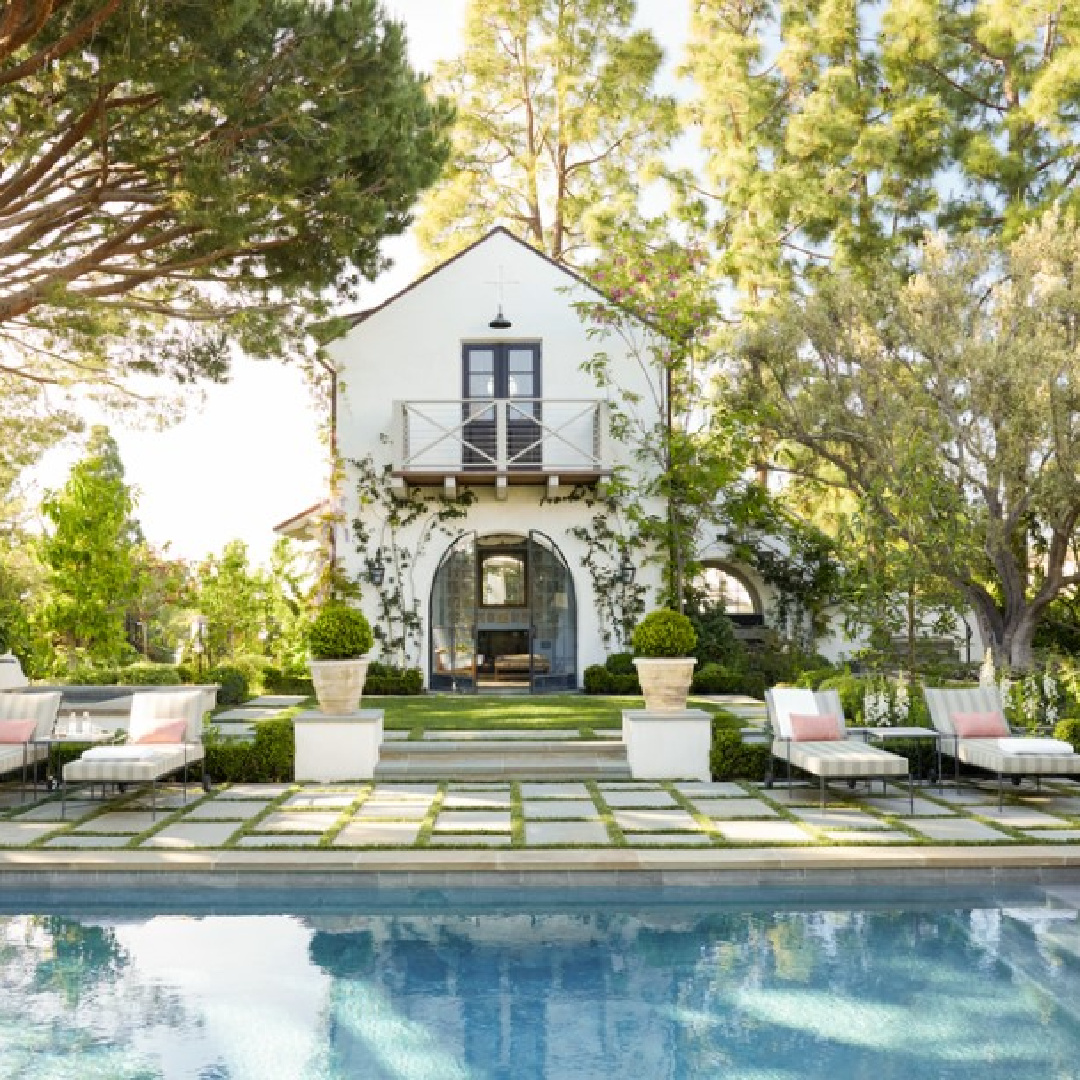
[{"left": 695, "top": 564, "right": 761, "bottom": 620}]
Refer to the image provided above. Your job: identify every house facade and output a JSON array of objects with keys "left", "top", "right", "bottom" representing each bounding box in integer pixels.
[{"left": 276, "top": 228, "right": 886, "bottom": 690}]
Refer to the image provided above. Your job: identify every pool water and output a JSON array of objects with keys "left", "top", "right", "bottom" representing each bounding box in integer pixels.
[{"left": 2, "top": 887, "right": 1080, "bottom": 1079}]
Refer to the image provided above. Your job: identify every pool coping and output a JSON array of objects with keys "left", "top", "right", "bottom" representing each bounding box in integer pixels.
[{"left": 5, "top": 845, "right": 1080, "bottom": 890}]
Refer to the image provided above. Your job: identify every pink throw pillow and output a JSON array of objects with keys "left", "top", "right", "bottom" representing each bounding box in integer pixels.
[
  {"left": 789, "top": 713, "right": 843, "bottom": 741},
  {"left": 130, "top": 719, "right": 187, "bottom": 745},
  {"left": 0, "top": 719, "right": 37, "bottom": 744},
  {"left": 952, "top": 711, "right": 1010, "bottom": 738}
]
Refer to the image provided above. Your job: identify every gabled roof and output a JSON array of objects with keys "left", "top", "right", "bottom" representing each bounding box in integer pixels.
[
  {"left": 272, "top": 500, "right": 329, "bottom": 537},
  {"left": 343, "top": 225, "right": 614, "bottom": 328}
]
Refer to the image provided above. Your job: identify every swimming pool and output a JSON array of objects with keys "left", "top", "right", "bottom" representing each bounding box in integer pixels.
[{"left": 2, "top": 886, "right": 1079, "bottom": 1079}]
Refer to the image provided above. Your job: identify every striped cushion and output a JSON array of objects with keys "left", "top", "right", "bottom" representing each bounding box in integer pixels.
[
  {"left": 0, "top": 743, "right": 46, "bottom": 777},
  {"left": 773, "top": 739, "right": 909, "bottom": 778},
  {"left": 63, "top": 744, "right": 202, "bottom": 784},
  {"left": 954, "top": 739, "right": 1080, "bottom": 775}
]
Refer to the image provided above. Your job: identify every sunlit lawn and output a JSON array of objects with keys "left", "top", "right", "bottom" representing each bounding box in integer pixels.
[{"left": 356, "top": 693, "right": 742, "bottom": 734}]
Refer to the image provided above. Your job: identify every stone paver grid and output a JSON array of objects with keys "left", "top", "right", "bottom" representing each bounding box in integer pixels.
[
  {"left": 973, "top": 806, "right": 1073, "bottom": 829},
  {"left": 432, "top": 811, "right": 512, "bottom": 833},
  {"left": 0, "top": 822, "right": 61, "bottom": 846},
  {"left": 366, "top": 784, "right": 440, "bottom": 799},
  {"left": 334, "top": 821, "right": 422, "bottom": 847},
  {"left": 525, "top": 821, "right": 612, "bottom": 846},
  {"left": 790, "top": 808, "right": 894, "bottom": 830},
  {"left": 861, "top": 797, "right": 957, "bottom": 817},
  {"left": 823, "top": 830, "right": 914, "bottom": 844},
  {"left": 613, "top": 809, "right": 700, "bottom": 833},
  {"left": 235, "top": 834, "right": 324, "bottom": 848},
  {"left": 427, "top": 834, "right": 514, "bottom": 847},
  {"left": 905, "top": 818, "right": 1011, "bottom": 842},
  {"left": 257, "top": 811, "right": 340, "bottom": 834},
  {"left": 518, "top": 783, "right": 592, "bottom": 799},
  {"left": 353, "top": 802, "right": 431, "bottom": 821},
  {"left": 44, "top": 834, "right": 133, "bottom": 848},
  {"left": 673, "top": 782, "right": 747, "bottom": 798},
  {"left": 142, "top": 822, "right": 240, "bottom": 849},
  {"left": 714, "top": 821, "right": 813, "bottom": 843},
  {"left": 218, "top": 783, "right": 292, "bottom": 799},
  {"left": 179, "top": 799, "right": 274, "bottom": 821},
  {"left": 282, "top": 792, "right": 358, "bottom": 810},
  {"left": 1017, "top": 829, "right": 1080, "bottom": 842},
  {"left": 624, "top": 832, "right": 714, "bottom": 846},
  {"left": 12, "top": 800, "right": 97, "bottom": 822},
  {"left": 691, "top": 798, "right": 780, "bottom": 820},
  {"left": 522, "top": 800, "right": 599, "bottom": 820},
  {"left": 71, "top": 812, "right": 157, "bottom": 834},
  {"left": 600, "top": 790, "right": 678, "bottom": 809},
  {"left": 441, "top": 793, "right": 514, "bottom": 810}
]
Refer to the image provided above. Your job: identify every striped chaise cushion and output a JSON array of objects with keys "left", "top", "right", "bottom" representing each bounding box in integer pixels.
[
  {"left": 956, "top": 740, "right": 1080, "bottom": 775},
  {"left": 63, "top": 744, "right": 203, "bottom": 785},
  {"left": 0, "top": 743, "right": 46, "bottom": 776},
  {"left": 772, "top": 739, "right": 909, "bottom": 779}
]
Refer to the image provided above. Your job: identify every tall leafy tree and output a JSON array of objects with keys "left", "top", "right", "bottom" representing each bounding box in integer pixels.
[
  {"left": 741, "top": 212, "right": 1080, "bottom": 669},
  {"left": 39, "top": 426, "right": 144, "bottom": 664},
  {"left": 0, "top": 0, "right": 452, "bottom": 400},
  {"left": 417, "top": 0, "right": 677, "bottom": 265},
  {"left": 192, "top": 540, "right": 267, "bottom": 664}
]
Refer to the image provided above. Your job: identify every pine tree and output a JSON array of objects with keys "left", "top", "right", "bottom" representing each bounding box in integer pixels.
[
  {"left": 417, "top": 0, "right": 677, "bottom": 265},
  {"left": 40, "top": 427, "right": 144, "bottom": 664}
]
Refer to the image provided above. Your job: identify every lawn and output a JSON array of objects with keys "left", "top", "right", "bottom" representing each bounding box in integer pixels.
[{"left": 359, "top": 693, "right": 743, "bottom": 734}]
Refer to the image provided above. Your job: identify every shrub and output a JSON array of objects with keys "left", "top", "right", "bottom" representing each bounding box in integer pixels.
[
  {"left": 308, "top": 604, "right": 373, "bottom": 660},
  {"left": 1054, "top": 717, "right": 1080, "bottom": 751},
  {"left": 605, "top": 652, "right": 636, "bottom": 676},
  {"left": 119, "top": 662, "right": 182, "bottom": 685},
  {"left": 689, "top": 608, "right": 744, "bottom": 667},
  {"left": 57, "top": 664, "right": 119, "bottom": 686},
  {"left": 631, "top": 609, "right": 697, "bottom": 657},
  {"left": 206, "top": 663, "right": 251, "bottom": 708},
  {"left": 710, "top": 727, "right": 770, "bottom": 782},
  {"left": 204, "top": 716, "right": 295, "bottom": 783},
  {"left": 365, "top": 662, "right": 423, "bottom": 695},
  {"left": 816, "top": 672, "right": 867, "bottom": 724},
  {"left": 584, "top": 664, "right": 612, "bottom": 694},
  {"left": 692, "top": 662, "right": 728, "bottom": 694}
]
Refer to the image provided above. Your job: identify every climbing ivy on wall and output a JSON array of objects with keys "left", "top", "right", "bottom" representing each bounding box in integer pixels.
[{"left": 349, "top": 454, "right": 474, "bottom": 667}]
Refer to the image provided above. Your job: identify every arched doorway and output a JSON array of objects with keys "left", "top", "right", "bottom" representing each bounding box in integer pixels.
[{"left": 429, "top": 531, "right": 577, "bottom": 691}]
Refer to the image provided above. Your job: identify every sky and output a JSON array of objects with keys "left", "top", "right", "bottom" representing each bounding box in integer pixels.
[{"left": 29, "top": 0, "right": 689, "bottom": 569}]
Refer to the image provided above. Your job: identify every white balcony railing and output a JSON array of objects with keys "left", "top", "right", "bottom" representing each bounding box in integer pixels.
[{"left": 390, "top": 399, "right": 610, "bottom": 479}]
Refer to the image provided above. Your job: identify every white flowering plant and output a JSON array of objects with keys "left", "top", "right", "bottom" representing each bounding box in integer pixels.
[
  {"left": 862, "top": 675, "right": 911, "bottom": 727},
  {"left": 997, "top": 665, "right": 1062, "bottom": 733}
]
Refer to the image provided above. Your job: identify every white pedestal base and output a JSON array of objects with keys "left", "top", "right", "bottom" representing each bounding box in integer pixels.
[
  {"left": 621, "top": 709, "right": 712, "bottom": 782},
  {"left": 294, "top": 709, "right": 384, "bottom": 782}
]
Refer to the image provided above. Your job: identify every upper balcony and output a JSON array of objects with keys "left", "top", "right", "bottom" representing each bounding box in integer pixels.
[{"left": 389, "top": 399, "right": 611, "bottom": 497}]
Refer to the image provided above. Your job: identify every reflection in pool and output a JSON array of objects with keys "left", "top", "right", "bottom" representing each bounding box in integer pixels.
[{"left": 1, "top": 891, "right": 1080, "bottom": 1078}]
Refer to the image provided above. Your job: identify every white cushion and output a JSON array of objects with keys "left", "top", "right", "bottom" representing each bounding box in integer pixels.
[
  {"left": 79, "top": 745, "right": 182, "bottom": 762},
  {"left": 995, "top": 737, "right": 1075, "bottom": 755}
]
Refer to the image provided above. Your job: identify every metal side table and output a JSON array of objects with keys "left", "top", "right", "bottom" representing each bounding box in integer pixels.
[
  {"left": 852, "top": 725, "right": 943, "bottom": 792},
  {"left": 32, "top": 727, "right": 114, "bottom": 793}
]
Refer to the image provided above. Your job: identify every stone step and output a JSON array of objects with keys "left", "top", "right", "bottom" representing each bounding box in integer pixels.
[{"left": 374, "top": 739, "right": 631, "bottom": 780}]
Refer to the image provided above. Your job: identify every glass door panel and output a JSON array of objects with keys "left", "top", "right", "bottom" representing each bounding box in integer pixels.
[
  {"left": 528, "top": 531, "right": 576, "bottom": 691},
  {"left": 429, "top": 532, "right": 478, "bottom": 691}
]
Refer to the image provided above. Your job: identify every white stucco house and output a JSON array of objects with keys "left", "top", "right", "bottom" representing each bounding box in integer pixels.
[{"left": 276, "top": 228, "right": 977, "bottom": 688}]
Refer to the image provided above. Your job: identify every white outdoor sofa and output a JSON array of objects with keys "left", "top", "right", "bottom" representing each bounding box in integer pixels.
[
  {"left": 0, "top": 690, "right": 62, "bottom": 788},
  {"left": 923, "top": 685, "right": 1080, "bottom": 807},
  {"left": 766, "top": 687, "right": 913, "bottom": 810},
  {"left": 62, "top": 689, "right": 209, "bottom": 817}
]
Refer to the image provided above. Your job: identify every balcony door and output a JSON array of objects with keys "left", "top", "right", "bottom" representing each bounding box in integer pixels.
[{"left": 462, "top": 343, "right": 542, "bottom": 469}]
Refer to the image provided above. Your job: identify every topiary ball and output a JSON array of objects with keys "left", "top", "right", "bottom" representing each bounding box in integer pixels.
[
  {"left": 631, "top": 609, "right": 698, "bottom": 657},
  {"left": 308, "top": 604, "right": 373, "bottom": 660}
]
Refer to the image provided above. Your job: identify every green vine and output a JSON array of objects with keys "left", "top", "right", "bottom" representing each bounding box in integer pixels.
[{"left": 349, "top": 454, "right": 474, "bottom": 666}]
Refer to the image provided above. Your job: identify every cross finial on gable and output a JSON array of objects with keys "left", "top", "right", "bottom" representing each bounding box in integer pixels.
[{"left": 486, "top": 264, "right": 518, "bottom": 329}]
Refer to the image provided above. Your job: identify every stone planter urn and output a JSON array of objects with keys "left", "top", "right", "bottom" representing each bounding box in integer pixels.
[
  {"left": 306, "top": 603, "right": 374, "bottom": 716},
  {"left": 309, "top": 658, "right": 370, "bottom": 715},
  {"left": 633, "top": 657, "right": 697, "bottom": 712}
]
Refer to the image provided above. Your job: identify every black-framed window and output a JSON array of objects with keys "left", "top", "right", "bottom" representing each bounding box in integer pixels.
[{"left": 463, "top": 343, "right": 541, "bottom": 406}]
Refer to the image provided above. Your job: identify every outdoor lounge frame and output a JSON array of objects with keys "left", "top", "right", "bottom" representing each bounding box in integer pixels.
[
  {"left": 766, "top": 689, "right": 914, "bottom": 811},
  {"left": 924, "top": 686, "right": 1080, "bottom": 808}
]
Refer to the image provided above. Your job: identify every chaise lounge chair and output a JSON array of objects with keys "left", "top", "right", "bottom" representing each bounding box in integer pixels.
[
  {"left": 766, "top": 687, "right": 913, "bottom": 810},
  {"left": 923, "top": 685, "right": 1080, "bottom": 807},
  {"left": 62, "top": 689, "right": 209, "bottom": 817},
  {"left": 0, "top": 690, "right": 62, "bottom": 790}
]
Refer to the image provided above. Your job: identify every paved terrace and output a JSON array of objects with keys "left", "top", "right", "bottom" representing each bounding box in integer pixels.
[{"left": 5, "top": 773, "right": 1080, "bottom": 885}]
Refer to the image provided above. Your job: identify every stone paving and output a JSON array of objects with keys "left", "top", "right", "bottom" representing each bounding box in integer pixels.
[{"left": 3, "top": 775, "right": 1080, "bottom": 851}]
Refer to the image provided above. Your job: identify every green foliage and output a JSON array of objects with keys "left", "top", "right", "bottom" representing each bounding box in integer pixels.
[
  {"left": 307, "top": 604, "right": 373, "bottom": 660},
  {"left": 204, "top": 717, "right": 295, "bottom": 783},
  {"left": 119, "top": 663, "right": 182, "bottom": 686},
  {"left": 1053, "top": 718, "right": 1080, "bottom": 752},
  {"left": 206, "top": 664, "right": 251, "bottom": 708},
  {"left": 710, "top": 728, "right": 770, "bottom": 782},
  {"left": 583, "top": 664, "right": 640, "bottom": 695},
  {"left": 688, "top": 608, "right": 745, "bottom": 667},
  {"left": 605, "top": 652, "right": 636, "bottom": 676},
  {"left": 816, "top": 673, "right": 868, "bottom": 725},
  {"left": 365, "top": 662, "right": 423, "bottom": 695},
  {"left": 53, "top": 664, "right": 120, "bottom": 686},
  {"left": 418, "top": 0, "right": 676, "bottom": 265},
  {"left": 4, "top": 1, "right": 451, "bottom": 402},
  {"left": 631, "top": 609, "right": 697, "bottom": 658},
  {"left": 39, "top": 427, "right": 144, "bottom": 665}
]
